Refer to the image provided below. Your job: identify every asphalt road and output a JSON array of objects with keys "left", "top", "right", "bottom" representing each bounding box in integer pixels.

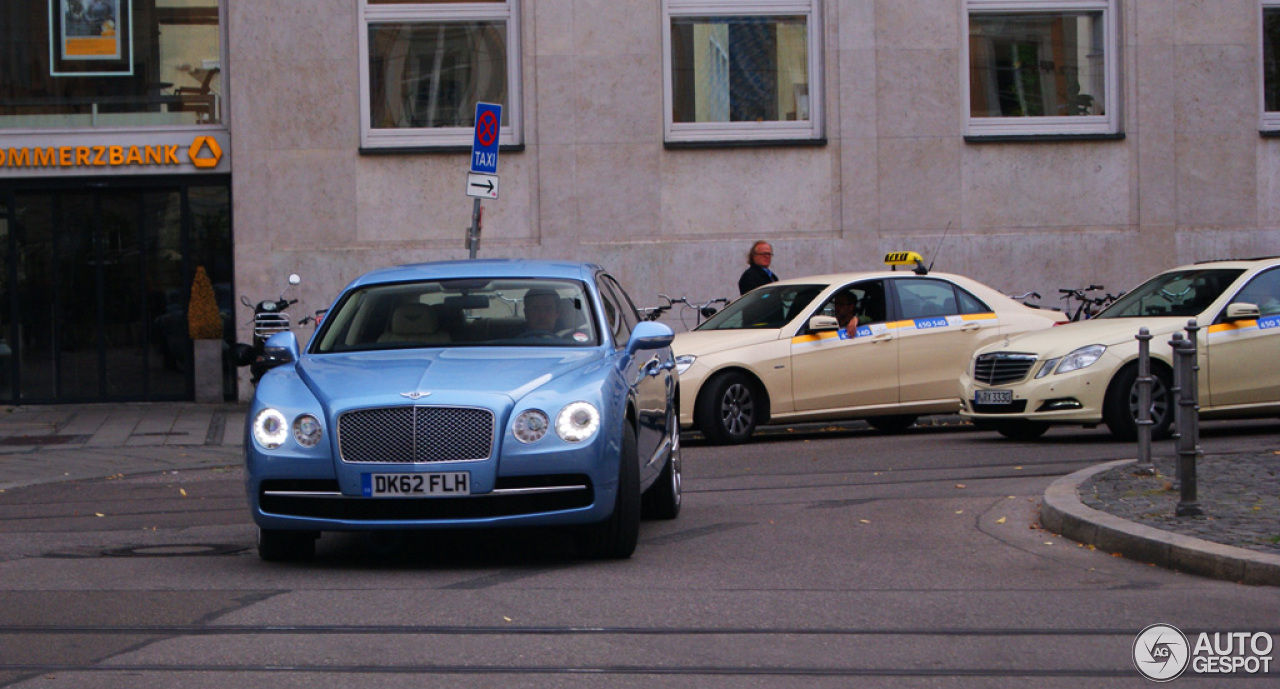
[{"left": 0, "top": 419, "right": 1277, "bottom": 688}]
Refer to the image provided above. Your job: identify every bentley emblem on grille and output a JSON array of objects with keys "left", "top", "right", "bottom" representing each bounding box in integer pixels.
[{"left": 400, "top": 391, "right": 432, "bottom": 400}]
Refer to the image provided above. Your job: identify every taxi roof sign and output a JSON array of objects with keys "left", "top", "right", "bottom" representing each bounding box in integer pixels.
[{"left": 884, "top": 251, "right": 928, "bottom": 275}]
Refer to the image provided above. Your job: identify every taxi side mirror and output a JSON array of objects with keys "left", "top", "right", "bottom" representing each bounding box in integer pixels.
[
  {"left": 808, "top": 315, "right": 839, "bottom": 332},
  {"left": 1225, "top": 302, "right": 1260, "bottom": 321}
]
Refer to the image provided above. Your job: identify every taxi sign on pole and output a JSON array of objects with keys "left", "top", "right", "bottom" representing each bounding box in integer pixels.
[
  {"left": 470, "top": 102, "right": 502, "bottom": 174},
  {"left": 466, "top": 172, "right": 499, "bottom": 200}
]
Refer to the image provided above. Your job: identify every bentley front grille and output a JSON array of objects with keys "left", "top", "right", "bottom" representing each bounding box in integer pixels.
[
  {"left": 338, "top": 406, "right": 494, "bottom": 464},
  {"left": 973, "top": 353, "right": 1038, "bottom": 386}
]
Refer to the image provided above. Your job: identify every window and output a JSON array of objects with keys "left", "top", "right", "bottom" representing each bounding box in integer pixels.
[
  {"left": 965, "top": 0, "right": 1118, "bottom": 138},
  {"left": 359, "top": 0, "right": 521, "bottom": 149},
  {"left": 1, "top": 1, "right": 223, "bottom": 129},
  {"left": 1263, "top": 3, "right": 1280, "bottom": 130},
  {"left": 663, "top": 0, "right": 823, "bottom": 144}
]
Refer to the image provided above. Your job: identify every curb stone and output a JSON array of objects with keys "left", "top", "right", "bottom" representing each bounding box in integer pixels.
[{"left": 1041, "top": 460, "right": 1280, "bottom": 587}]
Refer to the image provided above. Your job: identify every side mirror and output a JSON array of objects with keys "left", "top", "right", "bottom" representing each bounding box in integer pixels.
[
  {"left": 261, "top": 330, "right": 300, "bottom": 369},
  {"left": 627, "top": 321, "right": 675, "bottom": 354},
  {"left": 1225, "top": 302, "right": 1260, "bottom": 322},
  {"left": 808, "top": 315, "right": 839, "bottom": 332}
]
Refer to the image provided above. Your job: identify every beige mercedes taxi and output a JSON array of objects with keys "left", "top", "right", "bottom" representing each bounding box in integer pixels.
[
  {"left": 673, "top": 253, "right": 1067, "bottom": 444},
  {"left": 960, "top": 256, "right": 1280, "bottom": 440}
]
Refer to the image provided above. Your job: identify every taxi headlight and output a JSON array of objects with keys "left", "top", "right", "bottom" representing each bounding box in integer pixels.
[
  {"left": 1035, "top": 357, "right": 1062, "bottom": 379},
  {"left": 252, "top": 408, "right": 289, "bottom": 450},
  {"left": 556, "top": 402, "right": 600, "bottom": 443},
  {"left": 1055, "top": 345, "right": 1106, "bottom": 375},
  {"left": 513, "top": 409, "right": 550, "bottom": 444},
  {"left": 674, "top": 354, "right": 697, "bottom": 375},
  {"left": 292, "top": 414, "right": 324, "bottom": 448}
]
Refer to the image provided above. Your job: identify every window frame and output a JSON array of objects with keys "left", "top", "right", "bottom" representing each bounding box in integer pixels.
[
  {"left": 1261, "top": 1, "right": 1280, "bottom": 131},
  {"left": 661, "top": 0, "right": 825, "bottom": 145},
  {"left": 963, "top": 0, "right": 1120, "bottom": 139},
  {"left": 357, "top": 0, "right": 523, "bottom": 150}
]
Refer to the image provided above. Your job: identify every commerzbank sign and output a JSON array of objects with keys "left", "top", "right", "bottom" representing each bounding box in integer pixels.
[{"left": 0, "top": 131, "right": 230, "bottom": 178}]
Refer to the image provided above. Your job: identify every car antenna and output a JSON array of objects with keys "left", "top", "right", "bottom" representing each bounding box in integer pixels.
[{"left": 924, "top": 220, "right": 953, "bottom": 275}]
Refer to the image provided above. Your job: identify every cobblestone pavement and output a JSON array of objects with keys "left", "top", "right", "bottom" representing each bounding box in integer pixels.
[{"left": 1080, "top": 451, "right": 1280, "bottom": 556}]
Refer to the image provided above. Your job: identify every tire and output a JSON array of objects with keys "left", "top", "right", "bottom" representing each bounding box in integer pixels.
[
  {"left": 993, "top": 419, "right": 1050, "bottom": 440},
  {"left": 641, "top": 430, "right": 682, "bottom": 520},
  {"left": 577, "top": 423, "right": 641, "bottom": 559},
  {"left": 1104, "top": 364, "right": 1173, "bottom": 441},
  {"left": 257, "top": 528, "right": 317, "bottom": 562},
  {"left": 695, "top": 372, "right": 760, "bottom": 445},
  {"left": 866, "top": 415, "right": 918, "bottom": 434}
]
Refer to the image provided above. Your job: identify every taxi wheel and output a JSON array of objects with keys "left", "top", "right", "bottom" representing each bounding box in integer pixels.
[
  {"left": 993, "top": 419, "right": 1050, "bottom": 440},
  {"left": 1104, "top": 365, "right": 1173, "bottom": 441},
  {"left": 696, "top": 372, "right": 759, "bottom": 445},
  {"left": 577, "top": 423, "right": 641, "bottom": 559},
  {"left": 642, "top": 431, "right": 682, "bottom": 520},
  {"left": 867, "top": 415, "right": 918, "bottom": 434},
  {"left": 257, "top": 528, "right": 317, "bottom": 562}
]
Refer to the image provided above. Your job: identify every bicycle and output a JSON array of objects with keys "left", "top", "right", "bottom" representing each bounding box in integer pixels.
[
  {"left": 1059, "top": 284, "right": 1108, "bottom": 321},
  {"left": 640, "top": 294, "right": 730, "bottom": 330}
]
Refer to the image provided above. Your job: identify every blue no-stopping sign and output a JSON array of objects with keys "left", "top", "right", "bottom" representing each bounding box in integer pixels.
[{"left": 470, "top": 102, "right": 502, "bottom": 174}]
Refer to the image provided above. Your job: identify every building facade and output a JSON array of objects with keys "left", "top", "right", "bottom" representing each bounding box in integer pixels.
[{"left": 4, "top": 1, "right": 1280, "bottom": 403}]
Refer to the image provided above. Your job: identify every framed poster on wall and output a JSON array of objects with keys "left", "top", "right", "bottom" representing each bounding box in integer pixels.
[{"left": 49, "top": 0, "right": 134, "bottom": 76}]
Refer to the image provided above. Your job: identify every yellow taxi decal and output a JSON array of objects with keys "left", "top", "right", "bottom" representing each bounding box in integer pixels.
[
  {"left": 1208, "top": 315, "right": 1280, "bottom": 337},
  {"left": 791, "top": 313, "right": 996, "bottom": 345}
]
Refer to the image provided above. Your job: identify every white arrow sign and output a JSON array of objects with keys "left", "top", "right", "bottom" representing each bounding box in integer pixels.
[{"left": 465, "top": 172, "right": 499, "bottom": 200}]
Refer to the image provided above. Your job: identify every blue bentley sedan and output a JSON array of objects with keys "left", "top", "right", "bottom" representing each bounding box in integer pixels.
[{"left": 245, "top": 260, "right": 680, "bottom": 561}]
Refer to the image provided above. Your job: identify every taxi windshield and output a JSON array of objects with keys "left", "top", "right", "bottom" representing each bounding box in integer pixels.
[
  {"left": 1096, "top": 268, "right": 1244, "bottom": 319},
  {"left": 696, "top": 284, "right": 825, "bottom": 331}
]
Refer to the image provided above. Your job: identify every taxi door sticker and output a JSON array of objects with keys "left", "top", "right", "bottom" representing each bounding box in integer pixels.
[
  {"left": 1207, "top": 315, "right": 1280, "bottom": 339},
  {"left": 792, "top": 313, "right": 995, "bottom": 345}
]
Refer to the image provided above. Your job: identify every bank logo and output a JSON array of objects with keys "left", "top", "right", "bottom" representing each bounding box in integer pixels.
[
  {"left": 188, "top": 136, "right": 223, "bottom": 169},
  {"left": 1134, "top": 623, "right": 1190, "bottom": 682}
]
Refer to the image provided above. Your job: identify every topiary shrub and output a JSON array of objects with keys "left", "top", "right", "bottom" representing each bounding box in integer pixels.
[{"left": 188, "top": 266, "right": 223, "bottom": 340}]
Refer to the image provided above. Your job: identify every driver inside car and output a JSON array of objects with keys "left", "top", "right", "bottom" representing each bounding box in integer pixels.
[{"left": 522, "top": 287, "right": 561, "bottom": 337}]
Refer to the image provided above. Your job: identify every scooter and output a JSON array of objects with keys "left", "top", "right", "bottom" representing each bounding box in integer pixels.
[{"left": 232, "top": 274, "right": 301, "bottom": 384}]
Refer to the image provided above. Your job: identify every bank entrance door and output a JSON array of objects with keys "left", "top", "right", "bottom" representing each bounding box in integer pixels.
[{"left": 0, "top": 179, "right": 232, "bottom": 403}]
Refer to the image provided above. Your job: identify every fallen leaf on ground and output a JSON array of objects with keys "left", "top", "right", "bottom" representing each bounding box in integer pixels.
[
  {"left": 955, "top": 484, "right": 966, "bottom": 489},
  {"left": 859, "top": 519, "right": 871, "bottom": 524},
  {"left": 94, "top": 513, "right": 104, "bottom": 517},
  {"left": 996, "top": 517, "right": 1006, "bottom": 524},
  {"left": 179, "top": 488, "right": 187, "bottom": 497}
]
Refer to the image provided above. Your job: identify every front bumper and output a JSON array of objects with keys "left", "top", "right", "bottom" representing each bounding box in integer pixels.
[
  {"left": 959, "top": 363, "right": 1110, "bottom": 425},
  {"left": 246, "top": 441, "right": 618, "bottom": 532}
]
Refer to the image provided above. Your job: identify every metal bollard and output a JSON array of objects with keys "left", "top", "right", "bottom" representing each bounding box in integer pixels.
[
  {"left": 1133, "top": 327, "right": 1155, "bottom": 475},
  {"left": 1170, "top": 322, "right": 1203, "bottom": 517}
]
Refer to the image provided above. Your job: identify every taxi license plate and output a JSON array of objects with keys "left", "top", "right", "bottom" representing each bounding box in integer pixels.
[
  {"left": 975, "top": 389, "right": 1013, "bottom": 405},
  {"left": 362, "top": 472, "right": 470, "bottom": 497}
]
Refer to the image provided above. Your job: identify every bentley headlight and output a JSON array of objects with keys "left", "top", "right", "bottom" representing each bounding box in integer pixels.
[
  {"left": 253, "top": 408, "right": 289, "bottom": 449},
  {"left": 556, "top": 402, "right": 600, "bottom": 443},
  {"left": 674, "top": 354, "right": 697, "bottom": 375},
  {"left": 513, "top": 409, "right": 550, "bottom": 444},
  {"left": 1055, "top": 344, "right": 1106, "bottom": 375},
  {"left": 292, "top": 414, "right": 324, "bottom": 448}
]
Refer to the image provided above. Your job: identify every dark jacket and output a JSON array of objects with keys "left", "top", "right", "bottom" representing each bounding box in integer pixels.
[{"left": 738, "top": 264, "right": 778, "bottom": 295}]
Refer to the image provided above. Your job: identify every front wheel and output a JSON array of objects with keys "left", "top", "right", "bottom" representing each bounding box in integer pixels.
[
  {"left": 257, "top": 528, "right": 317, "bottom": 562},
  {"left": 641, "top": 431, "right": 682, "bottom": 520},
  {"left": 696, "top": 372, "right": 760, "bottom": 445},
  {"left": 1104, "top": 365, "right": 1173, "bottom": 441},
  {"left": 866, "top": 415, "right": 918, "bottom": 434},
  {"left": 992, "top": 419, "right": 1050, "bottom": 440},
  {"left": 576, "top": 423, "right": 641, "bottom": 559}
]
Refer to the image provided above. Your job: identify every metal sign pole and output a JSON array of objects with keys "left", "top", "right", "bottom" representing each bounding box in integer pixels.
[
  {"left": 467, "top": 198, "right": 482, "bottom": 259},
  {"left": 1134, "top": 327, "right": 1155, "bottom": 475}
]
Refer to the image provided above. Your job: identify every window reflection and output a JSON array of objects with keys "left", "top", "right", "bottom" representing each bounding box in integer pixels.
[
  {"left": 0, "top": 0, "right": 222, "bottom": 129},
  {"left": 670, "top": 16, "right": 809, "bottom": 124},
  {"left": 969, "top": 12, "right": 1105, "bottom": 118},
  {"left": 367, "top": 22, "right": 508, "bottom": 130}
]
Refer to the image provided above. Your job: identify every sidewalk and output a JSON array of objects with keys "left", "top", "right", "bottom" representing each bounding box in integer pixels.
[
  {"left": 0, "top": 403, "right": 244, "bottom": 490},
  {"left": 1041, "top": 452, "right": 1280, "bottom": 586}
]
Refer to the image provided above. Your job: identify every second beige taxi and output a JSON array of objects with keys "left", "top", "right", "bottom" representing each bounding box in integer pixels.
[{"left": 673, "top": 254, "right": 1067, "bottom": 444}]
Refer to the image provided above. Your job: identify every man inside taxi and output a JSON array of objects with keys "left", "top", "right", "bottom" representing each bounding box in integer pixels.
[{"left": 833, "top": 291, "right": 859, "bottom": 331}]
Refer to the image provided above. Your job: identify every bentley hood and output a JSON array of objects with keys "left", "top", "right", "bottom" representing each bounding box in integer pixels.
[{"left": 295, "top": 348, "right": 604, "bottom": 407}]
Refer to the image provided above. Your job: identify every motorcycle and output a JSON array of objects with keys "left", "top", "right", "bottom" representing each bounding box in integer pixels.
[{"left": 232, "top": 274, "right": 301, "bottom": 384}]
